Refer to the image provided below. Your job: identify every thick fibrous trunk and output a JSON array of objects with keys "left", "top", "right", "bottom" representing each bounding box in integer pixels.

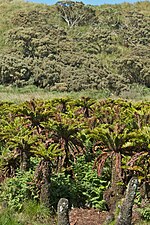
[
  {"left": 57, "top": 198, "right": 70, "bottom": 225},
  {"left": 112, "top": 152, "right": 124, "bottom": 193},
  {"left": 20, "top": 150, "right": 30, "bottom": 171},
  {"left": 116, "top": 177, "right": 138, "bottom": 225},
  {"left": 104, "top": 153, "right": 124, "bottom": 212},
  {"left": 34, "top": 159, "right": 51, "bottom": 208}
]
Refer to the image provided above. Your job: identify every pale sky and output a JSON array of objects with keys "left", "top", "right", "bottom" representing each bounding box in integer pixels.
[{"left": 27, "top": 0, "right": 147, "bottom": 6}]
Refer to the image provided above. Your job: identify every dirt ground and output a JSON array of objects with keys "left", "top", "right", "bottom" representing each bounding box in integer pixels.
[
  {"left": 69, "top": 207, "right": 143, "bottom": 225},
  {"left": 69, "top": 208, "right": 109, "bottom": 225}
]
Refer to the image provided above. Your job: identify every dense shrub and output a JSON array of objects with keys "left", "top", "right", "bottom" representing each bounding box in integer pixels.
[
  {"left": 0, "top": 169, "right": 38, "bottom": 210},
  {"left": 0, "top": 1, "right": 149, "bottom": 93},
  {"left": 50, "top": 155, "right": 109, "bottom": 210}
]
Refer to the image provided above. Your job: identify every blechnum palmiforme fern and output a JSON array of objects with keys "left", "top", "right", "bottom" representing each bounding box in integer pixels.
[{"left": 0, "top": 98, "right": 149, "bottom": 213}]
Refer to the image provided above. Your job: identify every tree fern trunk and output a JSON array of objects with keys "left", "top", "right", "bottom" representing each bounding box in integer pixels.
[
  {"left": 104, "top": 153, "right": 124, "bottom": 212},
  {"left": 35, "top": 159, "right": 52, "bottom": 208},
  {"left": 20, "top": 150, "right": 30, "bottom": 171},
  {"left": 112, "top": 152, "right": 124, "bottom": 202}
]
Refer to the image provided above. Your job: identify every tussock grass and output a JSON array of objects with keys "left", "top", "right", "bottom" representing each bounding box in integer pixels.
[
  {"left": 0, "top": 201, "right": 56, "bottom": 225},
  {"left": 0, "top": 85, "right": 110, "bottom": 102},
  {"left": 0, "top": 85, "right": 150, "bottom": 103}
]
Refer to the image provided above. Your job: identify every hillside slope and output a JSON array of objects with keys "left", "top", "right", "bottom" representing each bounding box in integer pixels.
[{"left": 0, "top": 0, "right": 150, "bottom": 94}]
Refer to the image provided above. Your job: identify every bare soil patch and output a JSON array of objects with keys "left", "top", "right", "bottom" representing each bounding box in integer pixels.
[{"left": 69, "top": 208, "right": 109, "bottom": 225}]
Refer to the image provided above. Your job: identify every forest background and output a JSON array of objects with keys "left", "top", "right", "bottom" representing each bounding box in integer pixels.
[{"left": 0, "top": 0, "right": 150, "bottom": 100}]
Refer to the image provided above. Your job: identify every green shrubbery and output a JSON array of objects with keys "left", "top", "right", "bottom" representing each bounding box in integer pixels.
[
  {"left": 0, "top": 169, "right": 38, "bottom": 210},
  {"left": 50, "top": 155, "right": 109, "bottom": 210},
  {"left": 0, "top": 155, "right": 109, "bottom": 212},
  {"left": 0, "top": 1, "right": 149, "bottom": 94},
  {"left": 141, "top": 207, "right": 150, "bottom": 221}
]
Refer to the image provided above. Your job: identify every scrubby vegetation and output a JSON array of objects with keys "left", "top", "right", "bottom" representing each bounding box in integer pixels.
[{"left": 0, "top": 0, "right": 150, "bottom": 95}]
